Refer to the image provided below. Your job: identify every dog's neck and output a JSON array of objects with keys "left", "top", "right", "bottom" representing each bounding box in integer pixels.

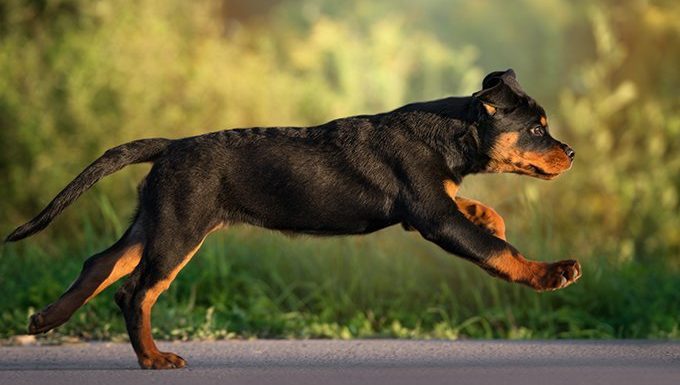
[{"left": 387, "top": 96, "right": 492, "bottom": 181}]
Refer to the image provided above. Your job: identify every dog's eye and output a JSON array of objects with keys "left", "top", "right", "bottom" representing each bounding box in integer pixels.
[{"left": 530, "top": 126, "right": 545, "bottom": 136}]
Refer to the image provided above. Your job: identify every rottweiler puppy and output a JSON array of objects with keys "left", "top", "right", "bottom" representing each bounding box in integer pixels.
[{"left": 6, "top": 69, "right": 580, "bottom": 369}]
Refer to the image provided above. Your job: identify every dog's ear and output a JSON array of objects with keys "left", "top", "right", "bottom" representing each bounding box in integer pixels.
[{"left": 473, "top": 69, "right": 524, "bottom": 115}]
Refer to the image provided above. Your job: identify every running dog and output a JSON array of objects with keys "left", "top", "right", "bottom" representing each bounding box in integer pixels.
[{"left": 6, "top": 69, "right": 580, "bottom": 369}]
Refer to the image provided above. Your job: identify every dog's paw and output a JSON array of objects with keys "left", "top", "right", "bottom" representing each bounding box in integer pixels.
[
  {"left": 139, "top": 351, "right": 187, "bottom": 369},
  {"left": 27, "top": 312, "right": 46, "bottom": 335},
  {"left": 532, "top": 259, "right": 581, "bottom": 291},
  {"left": 27, "top": 305, "right": 65, "bottom": 335}
]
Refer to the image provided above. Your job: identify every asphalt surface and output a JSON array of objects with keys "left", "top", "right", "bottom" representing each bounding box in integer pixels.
[{"left": 1, "top": 340, "right": 679, "bottom": 385}]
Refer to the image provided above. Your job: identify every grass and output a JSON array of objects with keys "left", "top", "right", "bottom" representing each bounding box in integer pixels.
[{"left": 1, "top": 210, "right": 678, "bottom": 342}]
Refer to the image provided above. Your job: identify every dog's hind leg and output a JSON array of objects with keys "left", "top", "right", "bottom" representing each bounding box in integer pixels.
[
  {"left": 115, "top": 222, "right": 221, "bottom": 369},
  {"left": 28, "top": 224, "right": 144, "bottom": 335}
]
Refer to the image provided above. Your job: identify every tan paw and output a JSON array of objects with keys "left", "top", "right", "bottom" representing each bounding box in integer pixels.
[
  {"left": 139, "top": 351, "right": 187, "bottom": 369},
  {"left": 532, "top": 259, "right": 582, "bottom": 291}
]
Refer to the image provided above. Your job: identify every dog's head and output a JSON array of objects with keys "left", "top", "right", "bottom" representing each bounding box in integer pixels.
[{"left": 473, "top": 69, "right": 574, "bottom": 180}]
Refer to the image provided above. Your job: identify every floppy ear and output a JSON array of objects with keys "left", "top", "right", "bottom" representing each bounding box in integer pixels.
[
  {"left": 481, "top": 69, "right": 516, "bottom": 89},
  {"left": 473, "top": 69, "right": 523, "bottom": 115}
]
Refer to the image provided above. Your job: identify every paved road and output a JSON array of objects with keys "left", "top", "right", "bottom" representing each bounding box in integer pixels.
[{"left": 1, "top": 340, "right": 679, "bottom": 385}]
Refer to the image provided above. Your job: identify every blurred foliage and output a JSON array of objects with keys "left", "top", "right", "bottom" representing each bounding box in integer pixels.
[{"left": 0, "top": 0, "right": 679, "bottom": 339}]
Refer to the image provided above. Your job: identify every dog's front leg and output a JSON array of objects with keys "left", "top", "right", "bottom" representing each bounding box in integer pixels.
[
  {"left": 402, "top": 197, "right": 506, "bottom": 240},
  {"left": 405, "top": 194, "right": 580, "bottom": 291},
  {"left": 453, "top": 197, "right": 506, "bottom": 240}
]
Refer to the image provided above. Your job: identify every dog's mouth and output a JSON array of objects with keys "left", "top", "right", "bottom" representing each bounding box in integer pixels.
[
  {"left": 518, "top": 148, "right": 573, "bottom": 180},
  {"left": 485, "top": 146, "right": 573, "bottom": 179},
  {"left": 525, "top": 164, "right": 562, "bottom": 180}
]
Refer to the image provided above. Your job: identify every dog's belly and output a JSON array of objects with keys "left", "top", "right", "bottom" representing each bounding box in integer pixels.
[
  {"left": 262, "top": 215, "right": 399, "bottom": 236},
  {"left": 276, "top": 222, "right": 398, "bottom": 236},
  {"left": 230, "top": 192, "right": 399, "bottom": 236}
]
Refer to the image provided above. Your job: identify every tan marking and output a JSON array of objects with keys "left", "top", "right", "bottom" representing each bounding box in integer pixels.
[
  {"left": 485, "top": 132, "right": 571, "bottom": 179},
  {"left": 455, "top": 197, "right": 506, "bottom": 240},
  {"left": 485, "top": 132, "right": 521, "bottom": 174},
  {"left": 519, "top": 148, "right": 572, "bottom": 176},
  {"left": 540, "top": 116, "right": 548, "bottom": 127},
  {"left": 493, "top": 132, "right": 520, "bottom": 152},
  {"left": 482, "top": 103, "right": 497, "bottom": 115},
  {"left": 85, "top": 243, "right": 143, "bottom": 302},
  {"left": 137, "top": 241, "right": 205, "bottom": 356},
  {"left": 28, "top": 234, "right": 146, "bottom": 335},
  {"left": 136, "top": 223, "right": 223, "bottom": 357},
  {"left": 443, "top": 179, "right": 459, "bottom": 200},
  {"left": 486, "top": 249, "right": 544, "bottom": 285}
]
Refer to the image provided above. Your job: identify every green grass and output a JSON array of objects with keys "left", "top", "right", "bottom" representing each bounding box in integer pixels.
[{"left": 2, "top": 216, "right": 678, "bottom": 342}]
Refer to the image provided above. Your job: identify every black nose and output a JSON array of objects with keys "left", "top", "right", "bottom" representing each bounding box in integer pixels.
[{"left": 563, "top": 145, "right": 575, "bottom": 160}]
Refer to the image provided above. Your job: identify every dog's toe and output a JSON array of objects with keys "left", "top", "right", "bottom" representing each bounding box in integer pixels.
[
  {"left": 27, "top": 311, "right": 58, "bottom": 335},
  {"left": 27, "top": 312, "right": 45, "bottom": 335},
  {"left": 533, "top": 259, "right": 582, "bottom": 291},
  {"left": 139, "top": 352, "right": 187, "bottom": 370},
  {"left": 161, "top": 352, "right": 187, "bottom": 368},
  {"left": 27, "top": 304, "right": 69, "bottom": 335}
]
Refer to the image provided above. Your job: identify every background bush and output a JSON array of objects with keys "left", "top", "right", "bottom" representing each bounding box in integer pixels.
[{"left": 1, "top": 0, "right": 678, "bottom": 340}]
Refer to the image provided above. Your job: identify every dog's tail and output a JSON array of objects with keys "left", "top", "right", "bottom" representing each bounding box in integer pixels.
[{"left": 5, "top": 138, "right": 172, "bottom": 243}]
